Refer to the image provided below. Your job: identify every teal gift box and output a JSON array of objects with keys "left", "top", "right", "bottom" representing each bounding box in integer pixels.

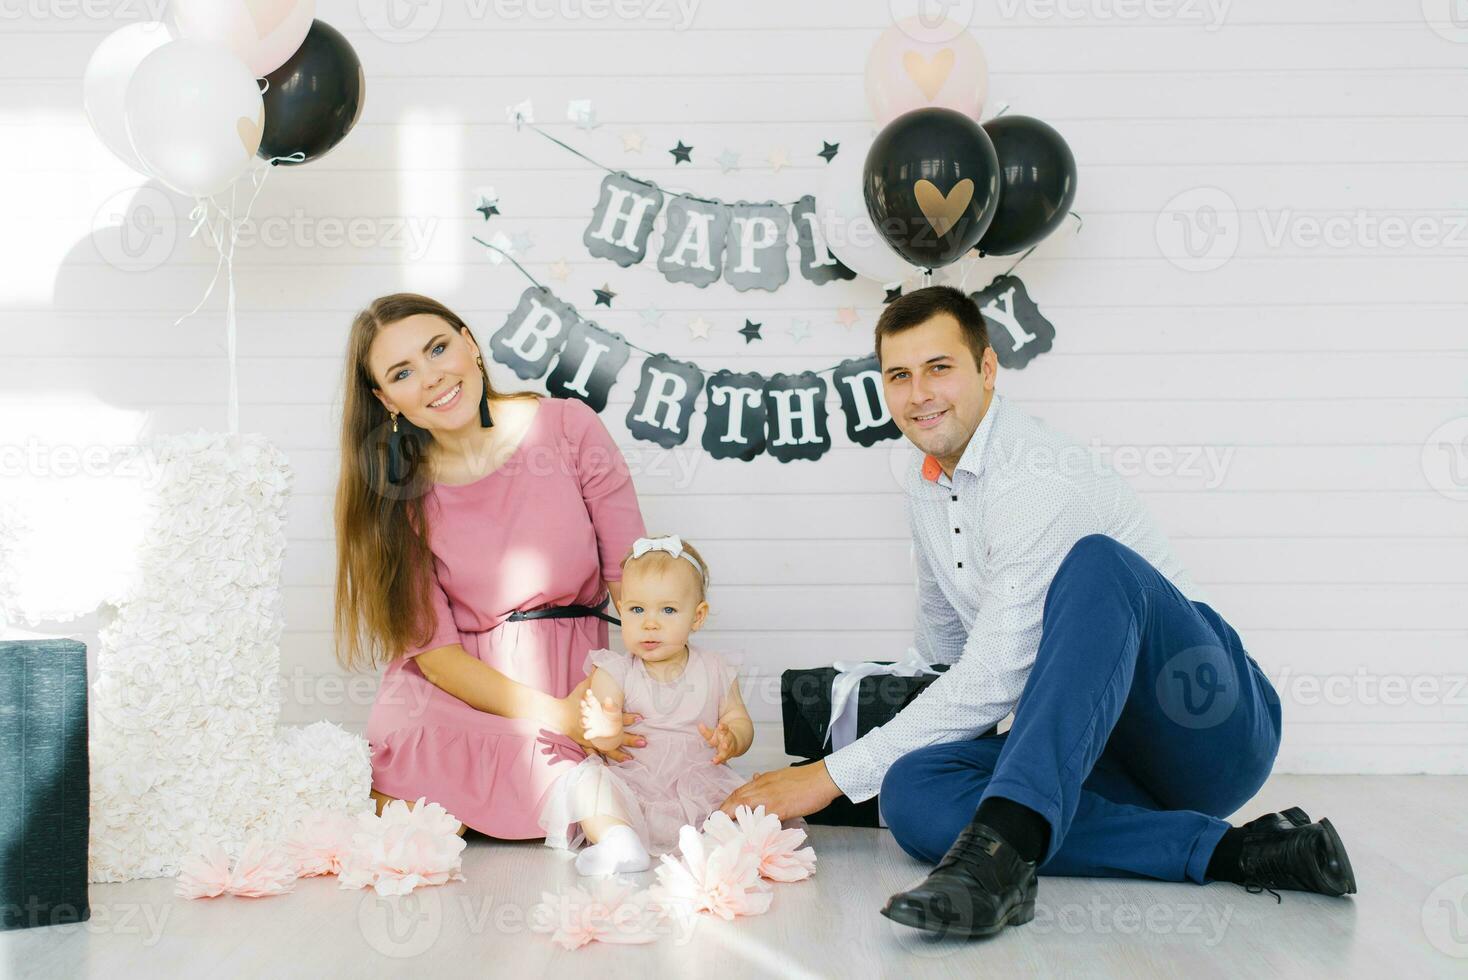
[{"left": 1, "top": 637, "right": 90, "bottom": 931}]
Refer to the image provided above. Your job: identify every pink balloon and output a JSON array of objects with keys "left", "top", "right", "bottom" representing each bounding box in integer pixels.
[
  {"left": 865, "top": 17, "right": 989, "bottom": 125},
  {"left": 168, "top": 0, "right": 315, "bottom": 77}
]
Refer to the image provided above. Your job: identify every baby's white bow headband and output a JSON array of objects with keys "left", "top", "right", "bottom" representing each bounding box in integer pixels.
[{"left": 630, "top": 535, "right": 707, "bottom": 585}]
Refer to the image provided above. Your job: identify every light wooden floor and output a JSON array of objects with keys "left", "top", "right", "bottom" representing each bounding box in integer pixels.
[{"left": 6, "top": 775, "right": 1467, "bottom": 978}]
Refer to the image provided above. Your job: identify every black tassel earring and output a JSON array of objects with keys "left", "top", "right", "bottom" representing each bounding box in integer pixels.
[
  {"left": 386, "top": 410, "right": 414, "bottom": 485},
  {"left": 477, "top": 355, "right": 494, "bottom": 429}
]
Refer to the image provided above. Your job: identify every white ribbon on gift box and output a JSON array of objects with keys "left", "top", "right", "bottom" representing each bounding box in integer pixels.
[{"left": 823, "top": 648, "right": 940, "bottom": 752}]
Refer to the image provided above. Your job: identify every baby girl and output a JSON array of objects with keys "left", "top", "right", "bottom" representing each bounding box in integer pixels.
[{"left": 539, "top": 534, "right": 753, "bottom": 876}]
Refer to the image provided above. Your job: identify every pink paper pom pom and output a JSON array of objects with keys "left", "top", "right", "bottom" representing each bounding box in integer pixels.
[
  {"left": 703, "top": 804, "right": 817, "bottom": 883},
  {"left": 337, "top": 797, "right": 467, "bottom": 897},
  {"left": 175, "top": 835, "right": 297, "bottom": 900},
  {"left": 530, "top": 879, "right": 664, "bottom": 950},
  {"left": 651, "top": 825, "right": 773, "bottom": 921},
  {"left": 285, "top": 809, "right": 359, "bottom": 878},
  {"left": 175, "top": 840, "right": 235, "bottom": 900}
]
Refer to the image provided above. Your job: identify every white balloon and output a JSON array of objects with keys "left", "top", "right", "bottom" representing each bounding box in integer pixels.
[
  {"left": 166, "top": 0, "right": 316, "bottom": 77},
  {"left": 124, "top": 39, "right": 264, "bottom": 199},
  {"left": 83, "top": 22, "right": 174, "bottom": 176},
  {"left": 817, "top": 134, "right": 915, "bottom": 284}
]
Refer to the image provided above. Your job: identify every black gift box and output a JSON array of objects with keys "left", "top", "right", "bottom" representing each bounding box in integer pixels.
[
  {"left": 1, "top": 638, "right": 91, "bottom": 931},
  {"left": 782, "top": 662, "right": 995, "bottom": 827},
  {"left": 792, "top": 758, "right": 884, "bottom": 827},
  {"left": 781, "top": 663, "right": 949, "bottom": 760}
]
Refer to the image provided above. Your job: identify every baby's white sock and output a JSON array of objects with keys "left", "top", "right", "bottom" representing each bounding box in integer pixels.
[{"left": 575, "top": 824, "right": 651, "bottom": 876}]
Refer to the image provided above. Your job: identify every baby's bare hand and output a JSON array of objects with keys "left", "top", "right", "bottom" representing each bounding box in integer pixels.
[
  {"left": 699, "top": 722, "right": 737, "bottom": 765},
  {"left": 580, "top": 690, "right": 624, "bottom": 741}
]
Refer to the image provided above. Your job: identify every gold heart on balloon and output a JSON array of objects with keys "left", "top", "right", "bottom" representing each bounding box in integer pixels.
[
  {"left": 913, "top": 177, "right": 974, "bottom": 238},
  {"left": 861, "top": 107, "right": 1000, "bottom": 269},
  {"left": 901, "top": 48, "right": 955, "bottom": 100},
  {"left": 236, "top": 110, "right": 263, "bottom": 158}
]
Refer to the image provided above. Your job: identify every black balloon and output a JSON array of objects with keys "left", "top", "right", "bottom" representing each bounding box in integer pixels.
[
  {"left": 977, "top": 115, "right": 1077, "bottom": 256},
  {"left": 862, "top": 107, "right": 999, "bottom": 268},
  {"left": 258, "top": 20, "right": 365, "bottom": 165}
]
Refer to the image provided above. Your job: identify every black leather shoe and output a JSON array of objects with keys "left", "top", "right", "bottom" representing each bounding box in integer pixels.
[
  {"left": 1239, "top": 811, "right": 1356, "bottom": 899},
  {"left": 880, "top": 821, "right": 1038, "bottom": 939},
  {"left": 1241, "top": 806, "right": 1311, "bottom": 832}
]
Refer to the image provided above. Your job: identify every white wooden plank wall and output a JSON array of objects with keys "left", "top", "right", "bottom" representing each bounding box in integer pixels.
[{"left": 2, "top": 0, "right": 1465, "bottom": 772}]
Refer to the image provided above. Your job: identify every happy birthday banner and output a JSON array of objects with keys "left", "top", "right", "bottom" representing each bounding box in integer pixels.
[
  {"left": 513, "top": 116, "right": 854, "bottom": 293},
  {"left": 585, "top": 174, "right": 856, "bottom": 293},
  {"left": 476, "top": 224, "right": 1061, "bottom": 463},
  {"left": 516, "top": 118, "right": 1061, "bottom": 369},
  {"left": 485, "top": 274, "right": 900, "bottom": 463}
]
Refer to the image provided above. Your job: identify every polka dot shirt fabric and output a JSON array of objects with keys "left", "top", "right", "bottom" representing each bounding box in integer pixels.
[{"left": 823, "top": 393, "right": 1199, "bottom": 803}]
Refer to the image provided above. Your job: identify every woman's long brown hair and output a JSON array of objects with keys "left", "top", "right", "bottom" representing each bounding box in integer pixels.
[{"left": 332, "top": 293, "right": 539, "bottom": 672}]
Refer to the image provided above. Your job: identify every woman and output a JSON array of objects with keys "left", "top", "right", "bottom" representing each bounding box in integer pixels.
[{"left": 333, "top": 293, "right": 647, "bottom": 838}]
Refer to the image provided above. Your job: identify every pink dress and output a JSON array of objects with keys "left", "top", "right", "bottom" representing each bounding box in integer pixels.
[
  {"left": 539, "top": 644, "right": 749, "bottom": 858},
  {"left": 365, "top": 396, "right": 647, "bottom": 838}
]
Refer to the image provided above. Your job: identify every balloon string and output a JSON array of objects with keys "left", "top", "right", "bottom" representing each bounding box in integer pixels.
[
  {"left": 173, "top": 158, "right": 283, "bottom": 434},
  {"left": 1000, "top": 245, "right": 1038, "bottom": 278},
  {"left": 957, "top": 255, "right": 975, "bottom": 293},
  {"left": 995, "top": 212, "right": 1084, "bottom": 279},
  {"left": 225, "top": 241, "right": 239, "bottom": 434},
  {"left": 174, "top": 203, "right": 229, "bottom": 326}
]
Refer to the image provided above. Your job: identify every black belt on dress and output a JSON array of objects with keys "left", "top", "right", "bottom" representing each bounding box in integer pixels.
[{"left": 505, "top": 597, "right": 621, "bottom": 626}]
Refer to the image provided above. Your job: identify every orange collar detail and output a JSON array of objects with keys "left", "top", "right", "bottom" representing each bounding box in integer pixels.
[{"left": 920, "top": 454, "right": 943, "bottom": 482}]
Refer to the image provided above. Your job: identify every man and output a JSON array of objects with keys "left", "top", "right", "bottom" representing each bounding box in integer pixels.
[{"left": 721, "top": 286, "right": 1355, "bottom": 938}]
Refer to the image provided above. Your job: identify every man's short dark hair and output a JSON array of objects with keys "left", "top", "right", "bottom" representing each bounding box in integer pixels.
[{"left": 874, "top": 285, "right": 989, "bottom": 370}]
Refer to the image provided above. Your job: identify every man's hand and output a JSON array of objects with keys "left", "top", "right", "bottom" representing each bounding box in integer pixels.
[{"left": 718, "top": 760, "right": 841, "bottom": 820}]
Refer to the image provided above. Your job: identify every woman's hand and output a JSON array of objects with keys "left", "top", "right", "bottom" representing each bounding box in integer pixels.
[
  {"left": 559, "top": 677, "right": 644, "bottom": 762},
  {"left": 699, "top": 722, "right": 739, "bottom": 765}
]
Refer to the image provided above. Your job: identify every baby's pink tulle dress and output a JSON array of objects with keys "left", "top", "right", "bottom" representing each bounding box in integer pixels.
[{"left": 540, "top": 644, "right": 748, "bottom": 857}]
